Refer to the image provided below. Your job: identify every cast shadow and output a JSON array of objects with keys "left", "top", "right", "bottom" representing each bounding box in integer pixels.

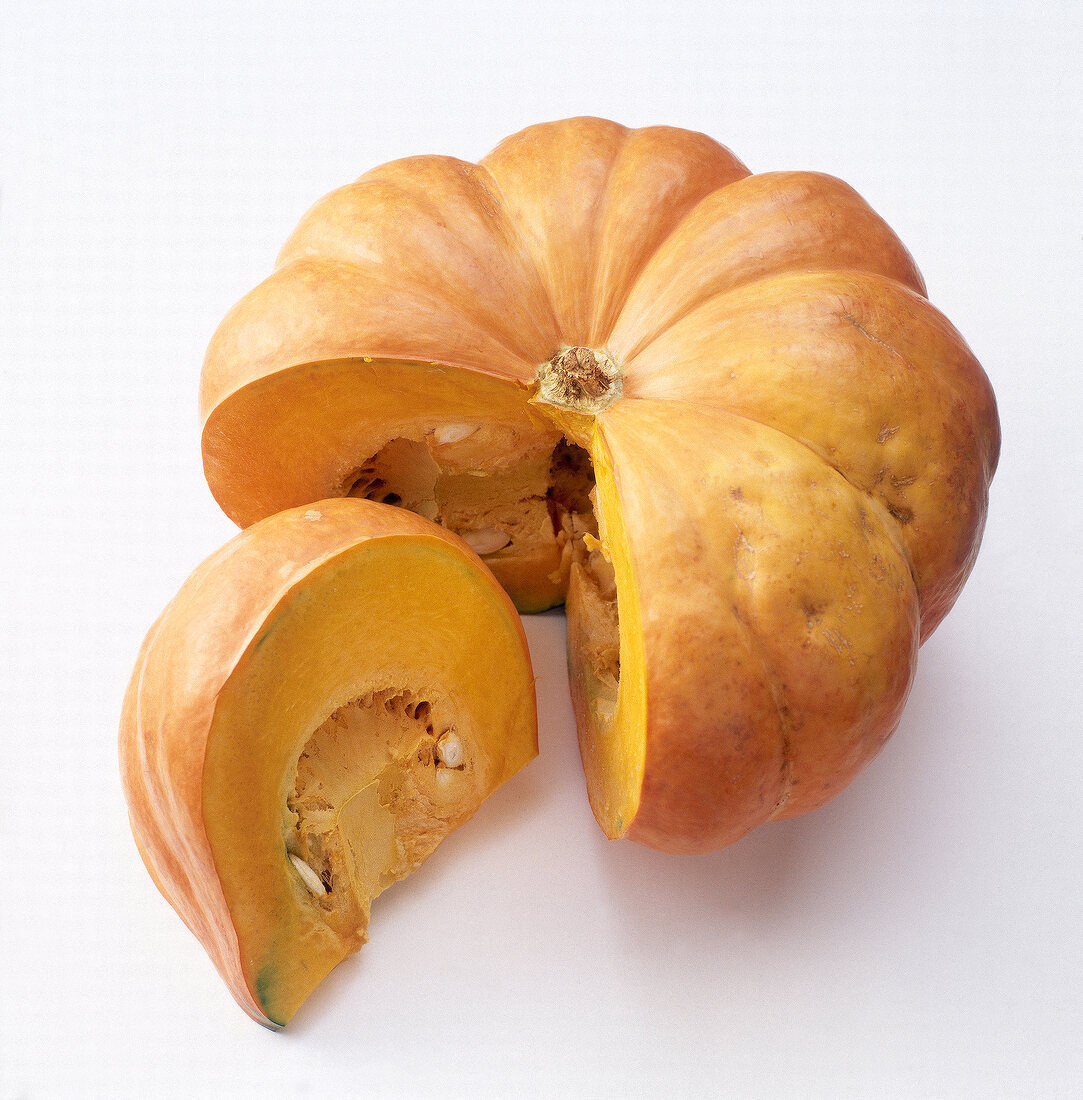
[{"left": 290, "top": 616, "right": 970, "bottom": 1032}]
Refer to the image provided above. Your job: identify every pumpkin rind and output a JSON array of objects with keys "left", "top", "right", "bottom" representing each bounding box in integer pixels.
[{"left": 198, "top": 117, "right": 999, "bottom": 853}]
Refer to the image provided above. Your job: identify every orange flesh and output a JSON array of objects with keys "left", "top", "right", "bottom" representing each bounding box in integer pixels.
[
  {"left": 565, "top": 430, "right": 647, "bottom": 837},
  {"left": 202, "top": 536, "right": 536, "bottom": 1025}
]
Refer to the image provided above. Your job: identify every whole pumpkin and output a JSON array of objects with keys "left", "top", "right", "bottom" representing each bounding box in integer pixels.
[{"left": 200, "top": 117, "right": 1000, "bottom": 853}]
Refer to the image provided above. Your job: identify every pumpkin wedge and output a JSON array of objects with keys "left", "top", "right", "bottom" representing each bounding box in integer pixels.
[
  {"left": 119, "top": 498, "right": 537, "bottom": 1027},
  {"left": 199, "top": 117, "right": 1000, "bottom": 853}
]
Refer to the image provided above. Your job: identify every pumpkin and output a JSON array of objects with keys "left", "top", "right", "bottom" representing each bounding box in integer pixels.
[
  {"left": 199, "top": 117, "right": 999, "bottom": 854},
  {"left": 119, "top": 498, "right": 537, "bottom": 1027}
]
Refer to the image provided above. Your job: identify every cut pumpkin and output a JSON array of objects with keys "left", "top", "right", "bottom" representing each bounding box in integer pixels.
[
  {"left": 119, "top": 498, "right": 537, "bottom": 1027},
  {"left": 198, "top": 117, "right": 1000, "bottom": 854}
]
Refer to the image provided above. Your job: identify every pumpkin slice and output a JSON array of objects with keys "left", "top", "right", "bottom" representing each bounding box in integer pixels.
[
  {"left": 198, "top": 118, "right": 1000, "bottom": 854},
  {"left": 119, "top": 498, "right": 537, "bottom": 1027}
]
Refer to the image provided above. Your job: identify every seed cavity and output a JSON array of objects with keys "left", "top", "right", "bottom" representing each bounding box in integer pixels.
[
  {"left": 433, "top": 422, "right": 479, "bottom": 445},
  {"left": 461, "top": 527, "right": 511, "bottom": 555},
  {"left": 435, "top": 729, "right": 464, "bottom": 769},
  {"left": 289, "top": 852, "right": 327, "bottom": 897}
]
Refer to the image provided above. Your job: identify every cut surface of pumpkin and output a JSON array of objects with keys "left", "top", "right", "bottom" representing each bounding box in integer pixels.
[
  {"left": 199, "top": 117, "right": 999, "bottom": 854},
  {"left": 120, "top": 499, "right": 537, "bottom": 1026}
]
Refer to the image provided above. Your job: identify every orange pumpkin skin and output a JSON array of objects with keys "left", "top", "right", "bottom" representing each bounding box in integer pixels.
[
  {"left": 120, "top": 498, "right": 537, "bottom": 1025},
  {"left": 199, "top": 118, "right": 999, "bottom": 853}
]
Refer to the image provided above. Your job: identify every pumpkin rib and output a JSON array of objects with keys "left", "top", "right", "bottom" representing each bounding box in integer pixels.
[
  {"left": 463, "top": 159, "right": 575, "bottom": 359},
  {"left": 723, "top": 458, "right": 917, "bottom": 822},
  {"left": 457, "top": 157, "right": 565, "bottom": 346},
  {"left": 480, "top": 117, "right": 632, "bottom": 344},
  {"left": 583, "top": 125, "right": 752, "bottom": 346},
  {"left": 555, "top": 120, "right": 627, "bottom": 344},
  {"left": 133, "top": 565, "right": 277, "bottom": 1023},
  {"left": 626, "top": 268, "right": 995, "bottom": 457},
  {"left": 127, "top": 604, "right": 266, "bottom": 1024},
  {"left": 476, "top": 119, "right": 753, "bottom": 351},
  {"left": 625, "top": 267, "right": 998, "bottom": 474},
  {"left": 733, "top": 595, "right": 796, "bottom": 820},
  {"left": 620, "top": 265, "right": 998, "bottom": 634},
  {"left": 607, "top": 170, "right": 927, "bottom": 362},
  {"left": 610, "top": 382, "right": 924, "bottom": 606},
  {"left": 273, "top": 156, "right": 562, "bottom": 365},
  {"left": 199, "top": 257, "right": 538, "bottom": 424}
]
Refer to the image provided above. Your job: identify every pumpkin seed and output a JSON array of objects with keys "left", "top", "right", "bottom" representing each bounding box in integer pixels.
[
  {"left": 433, "top": 422, "right": 479, "bottom": 445},
  {"left": 462, "top": 527, "right": 511, "bottom": 555},
  {"left": 289, "top": 853, "right": 327, "bottom": 896},
  {"left": 435, "top": 729, "right": 464, "bottom": 768}
]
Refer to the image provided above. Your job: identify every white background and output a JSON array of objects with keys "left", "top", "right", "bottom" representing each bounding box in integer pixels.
[{"left": 2, "top": 2, "right": 1081, "bottom": 1097}]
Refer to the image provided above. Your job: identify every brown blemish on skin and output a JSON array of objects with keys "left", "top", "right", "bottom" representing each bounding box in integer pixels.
[
  {"left": 842, "top": 312, "right": 907, "bottom": 365},
  {"left": 734, "top": 529, "right": 756, "bottom": 582}
]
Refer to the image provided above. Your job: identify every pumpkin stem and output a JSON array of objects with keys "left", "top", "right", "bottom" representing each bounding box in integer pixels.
[{"left": 535, "top": 346, "right": 623, "bottom": 415}]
